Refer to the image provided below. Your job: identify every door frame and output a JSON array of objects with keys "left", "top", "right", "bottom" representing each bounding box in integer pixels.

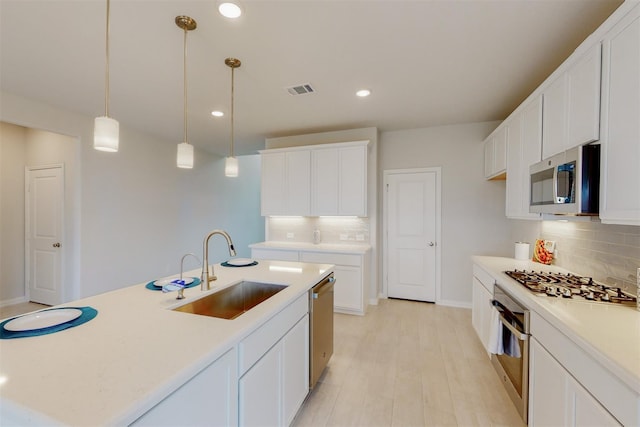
[
  {"left": 24, "top": 163, "right": 65, "bottom": 304},
  {"left": 382, "top": 167, "right": 442, "bottom": 302}
]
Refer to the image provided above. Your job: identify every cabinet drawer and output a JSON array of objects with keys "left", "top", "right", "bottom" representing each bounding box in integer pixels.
[
  {"left": 472, "top": 264, "right": 495, "bottom": 293},
  {"left": 251, "top": 248, "right": 299, "bottom": 262},
  {"left": 531, "top": 312, "right": 637, "bottom": 426},
  {"left": 300, "top": 251, "right": 361, "bottom": 267},
  {"left": 239, "top": 294, "right": 308, "bottom": 375}
]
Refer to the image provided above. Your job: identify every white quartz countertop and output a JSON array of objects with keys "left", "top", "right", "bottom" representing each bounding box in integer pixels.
[
  {"left": 250, "top": 241, "right": 371, "bottom": 254},
  {"left": 472, "top": 256, "right": 640, "bottom": 395},
  {"left": 0, "top": 260, "right": 333, "bottom": 426}
]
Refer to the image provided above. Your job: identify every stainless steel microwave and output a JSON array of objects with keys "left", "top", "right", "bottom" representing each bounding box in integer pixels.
[{"left": 529, "top": 145, "right": 600, "bottom": 215}]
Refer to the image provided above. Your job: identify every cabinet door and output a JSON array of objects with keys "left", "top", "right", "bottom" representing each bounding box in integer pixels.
[
  {"left": 311, "top": 148, "right": 339, "bottom": 215},
  {"left": 133, "top": 349, "right": 237, "bottom": 427},
  {"left": 286, "top": 150, "right": 311, "bottom": 215},
  {"left": 520, "top": 96, "right": 543, "bottom": 218},
  {"left": 282, "top": 315, "right": 309, "bottom": 426},
  {"left": 493, "top": 126, "right": 508, "bottom": 175},
  {"left": 333, "top": 265, "right": 362, "bottom": 312},
  {"left": 239, "top": 343, "right": 282, "bottom": 427},
  {"left": 571, "top": 377, "right": 621, "bottom": 426},
  {"left": 471, "top": 277, "right": 493, "bottom": 356},
  {"left": 505, "top": 115, "right": 523, "bottom": 218},
  {"left": 529, "top": 338, "right": 569, "bottom": 426},
  {"left": 261, "top": 153, "right": 286, "bottom": 215},
  {"left": 567, "top": 43, "right": 602, "bottom": 147},
  {"left": 600, "top": 6, "right": 640, "bottom": 226},
  {"left": 542, "top": 74, "right": 568, "bottom": 159},
  {"left": 484, "top": 137, "right": 495, "bottom": 178},
  {"left": 339, "top": 145, "right": 367, "bottom": 215}
]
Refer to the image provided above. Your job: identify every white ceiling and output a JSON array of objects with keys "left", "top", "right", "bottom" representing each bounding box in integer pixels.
[{"left": 0, "top": 0, "right": 623, "bottom": 156}]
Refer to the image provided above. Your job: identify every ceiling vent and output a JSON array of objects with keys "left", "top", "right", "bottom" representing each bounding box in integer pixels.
[{"left": 286, "top": 83, "right": 315, "bottom": 96}]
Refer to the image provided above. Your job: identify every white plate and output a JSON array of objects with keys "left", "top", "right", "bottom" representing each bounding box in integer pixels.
[
  {"left": 227, "top": 258, "right": 255, "bottom": 266},
  {"left": 153, "top": 277, "right": 194, "bottom": 287},
  {"left": 4, "top": 308, "right": 83, "bottom": 332}
]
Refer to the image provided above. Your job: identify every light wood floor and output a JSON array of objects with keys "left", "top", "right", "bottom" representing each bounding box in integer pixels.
[
  {"left": 0, "top": 301, "right": 49, "bottom": 320},
  {"left": 294, "top": 298, "right": 525, "bottom": 427}
]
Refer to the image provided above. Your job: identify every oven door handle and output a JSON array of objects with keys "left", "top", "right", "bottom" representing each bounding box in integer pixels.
[
  {"left": 491, "top": 299, "right": 525, "bottom": 330},
  {"left": 497, "top": 315, "right": 529, "bottom": 341}
]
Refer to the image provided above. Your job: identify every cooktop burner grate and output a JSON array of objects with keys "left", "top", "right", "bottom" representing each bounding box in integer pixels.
[{"left": 504, "top": 269, "right": 636, "bottom": 305}]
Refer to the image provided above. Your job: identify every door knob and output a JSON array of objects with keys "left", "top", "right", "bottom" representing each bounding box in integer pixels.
[
  {"left": 428, "top": 242, "right": 435, "bottom": 247},
  {"left": 53, "top": 243, "right": 61, "bottom": 248}
]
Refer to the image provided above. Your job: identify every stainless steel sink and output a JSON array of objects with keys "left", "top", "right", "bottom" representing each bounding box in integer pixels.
[{"left": 173, "top": 281, "right": 287, "bottom": 320}]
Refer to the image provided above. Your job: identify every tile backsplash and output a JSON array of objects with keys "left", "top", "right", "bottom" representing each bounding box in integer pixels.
[
  {"left": 541, "top": 220, "right": 640, "bottom": 295},
  {"left": 266, "top": 216, "right": 370, "bottom": 245}
]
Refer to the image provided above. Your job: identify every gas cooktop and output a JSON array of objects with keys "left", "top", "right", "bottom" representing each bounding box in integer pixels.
[{"left": 504, "top": 270, "right": 637, "bottom": 306}]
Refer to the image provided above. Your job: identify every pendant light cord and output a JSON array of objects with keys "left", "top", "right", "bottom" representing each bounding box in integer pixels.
[
  {"left": 183, "top": 27, "right": 188, "bottom": 144},
  {"left": 230, "top": 65, "right": 235, "bottom": 158},
  {"left": 104, "top": 0, "right": 111, "bottom": 117}
]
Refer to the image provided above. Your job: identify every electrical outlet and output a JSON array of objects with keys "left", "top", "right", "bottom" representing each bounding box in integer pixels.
[
  {"left": 340, "top": 233, "right": 348, "bottom": 241},
  {"left": 286, "top": 232, "right": 294, "bottom": 239},
  {"left": 356, "top": 234, "right": 365, "bottom": 241}
]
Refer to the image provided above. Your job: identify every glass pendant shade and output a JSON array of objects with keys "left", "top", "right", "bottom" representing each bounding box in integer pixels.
[
  {"left": 225, "top": 156, "right": 239, "bottom": 177},
  {"left": 177, "top": 142, "right": 194, "bottom": 169},
  {"left": 94, "top": 116, "right": 119, "bottom": 152}
]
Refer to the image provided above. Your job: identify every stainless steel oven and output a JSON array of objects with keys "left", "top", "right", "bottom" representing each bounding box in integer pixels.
[{"left": 491, "top": 284, "right": 530, "bottom": 424}]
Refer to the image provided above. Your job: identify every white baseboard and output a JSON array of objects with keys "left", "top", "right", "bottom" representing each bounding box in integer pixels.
[
  {"left": 0, "top": 296, "right": 28, "bottom": 308},
  {"left": 369, "top": 297, "right": 379, "bottom": 306},
  {"left": 437, "top": 299, "right": 472, "bottom": 309}
]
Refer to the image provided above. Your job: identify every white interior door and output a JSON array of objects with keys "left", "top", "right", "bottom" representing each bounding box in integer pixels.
[
  {"left": 26, "top": 166, "right": 64, "bottom": 305},
  {"left": 385, "top": 169, "right": 439, "bottom": 302}
]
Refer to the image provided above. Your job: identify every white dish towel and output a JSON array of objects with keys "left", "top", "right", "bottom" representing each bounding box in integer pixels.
[
  {"left": 488, "top": 305, "right": 522, "bottom": 358},
  {"left": 488, "top": 305, "right": 503, "bottom": 355}
]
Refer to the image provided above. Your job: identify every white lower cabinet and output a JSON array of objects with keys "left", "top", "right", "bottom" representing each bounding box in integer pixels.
[
  {"left": 529, "top": 338, "right": 620, "bottom": 426},
  {"left": 132, "top": 348, "right": 237, "bottom": 427},
  {"left": 471, "top": 264, "right": 494, "bottom": 356},
  {"left": 252, "top": 246, "right": 371, "bottom": 315},
  {"left": 299, "top": 251, "right": 369, "bottom": 315},
  {"left": 239, "top": 314, "right": 309, "bottom": 427}
]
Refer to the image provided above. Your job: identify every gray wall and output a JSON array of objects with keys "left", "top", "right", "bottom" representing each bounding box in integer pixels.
[
  {"left": 379, "top": 122, "right": 512, "bottom": 306},
  {"left": 508, "top": 218, "right": 640, "bottom": 295},
  {"left": 0, "top": 91, "right": 264, "bottom": 303}
]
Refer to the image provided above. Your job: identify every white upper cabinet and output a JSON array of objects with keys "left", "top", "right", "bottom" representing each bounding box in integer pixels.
[
  {"left": 567, "top": 43, "right": 602, "bottom": 147},
  {"left": 261, "top": 140, "right": 369, "bottom": 217},
  {"left": 600, "top": 4, "right": 640, "bottom": 226},
  {"left": 261, "top": 150, "right": 310, "bottom": 216},
  {"left": 311, "top": 143, "right": 367, "bottom": 216},
  {"left": 542, "top": 73, "right": 568, "bottom": 159},
  {"left": 484, "top": 126, "right": 507, "bottom": 179},
  {"left": 543, "top": 42, "right": 603, "bottom": 160},
  {"left": 506, "top": 96, "right": 543, "bottom": 220}
]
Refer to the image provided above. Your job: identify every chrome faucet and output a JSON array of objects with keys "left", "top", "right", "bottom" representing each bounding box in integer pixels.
[{"left": 201, "top": 229, "right": 236, "bottom": 291}]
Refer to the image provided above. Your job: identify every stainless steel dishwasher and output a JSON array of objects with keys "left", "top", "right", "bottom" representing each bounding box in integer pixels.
[{"left": 309, "top": 273, "right": 335, "bottom": 389}]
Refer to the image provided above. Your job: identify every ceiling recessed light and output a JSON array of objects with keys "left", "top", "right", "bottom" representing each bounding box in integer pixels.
[
  {"left": 219, "top": 2, "right": 242, "bottom": 18},
  {"left": 211, "top": 111, "right": 224, "bottom": 117},
  {"left": 356, "top": 89, "right": 371, "bottom": 97}
]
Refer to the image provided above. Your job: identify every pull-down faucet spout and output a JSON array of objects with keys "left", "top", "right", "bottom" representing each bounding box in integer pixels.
[{"left": 201, "top": 229, "right": 236, "bottom": 291}]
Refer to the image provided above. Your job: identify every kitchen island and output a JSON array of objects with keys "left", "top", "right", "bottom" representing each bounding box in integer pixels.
[
  {"left": 473, "top": 256, "right": 640, "bottom": 426},
  {"left": 0, "top": 259, "right": 333, "bottom": 426}
]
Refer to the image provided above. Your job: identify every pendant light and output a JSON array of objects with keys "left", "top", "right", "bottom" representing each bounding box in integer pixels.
[
  {"left": 224, "top": 57, "right": 241, "bottom": 177},
  {"left": 94, "top": 0, "right": 119, "bottom": 152},
  {"left": 175, "top": 16, "right": 197, "bottom": 169}
]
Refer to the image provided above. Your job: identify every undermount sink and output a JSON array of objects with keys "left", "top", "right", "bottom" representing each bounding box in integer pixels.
[{"left": 173, "top": 281, "right": 287, "bottom": 320}]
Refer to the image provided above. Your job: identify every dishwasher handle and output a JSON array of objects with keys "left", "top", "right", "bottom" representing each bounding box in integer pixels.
[{"left": 312, "top": 275, "right": 335, "bottom": 299}]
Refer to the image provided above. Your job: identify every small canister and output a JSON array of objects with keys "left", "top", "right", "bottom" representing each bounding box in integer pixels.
[{"left": 515, "top": 242, "right": 530, "bottom": 260}]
